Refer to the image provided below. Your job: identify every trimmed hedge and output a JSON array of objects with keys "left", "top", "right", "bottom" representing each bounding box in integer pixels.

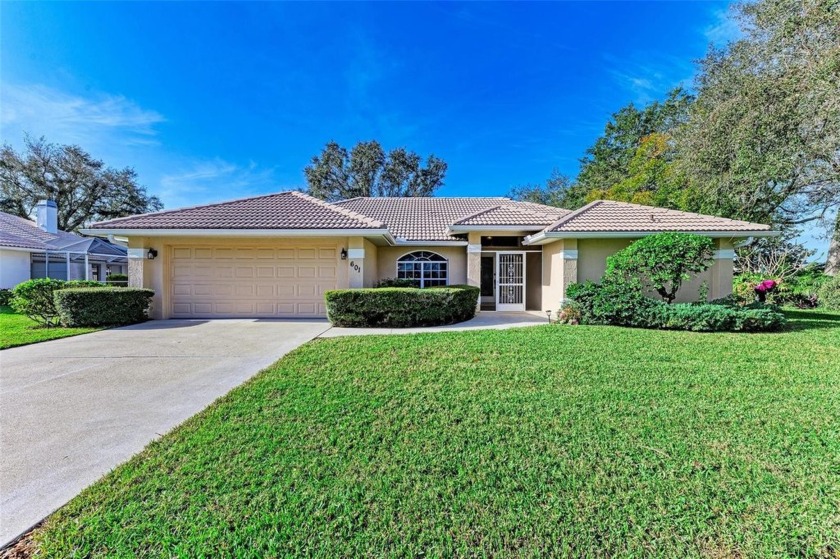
[
  {"left": 54, "top": 287, "right": 154, "bottom": 327},
  {"left": 0, "top": 288, "right": 12, "bottom": 306},
  {"left": 562, "top": 281, "right": 786, "bottom": 332},
  {"left": 106, "top": 273, "right": 129, "bottom": 286},
  {"left": 325, "top": 285, "right": 480, "bottom": 327},
  {"left": 10, "top": 279, "right": 107, "bottom": 326}
]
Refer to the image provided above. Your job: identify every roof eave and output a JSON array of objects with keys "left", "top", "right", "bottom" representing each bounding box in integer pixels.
[
  {"left": 81, "top": 227, "right": 397, "bottom": 242},
  {"left": 447, "top": 225, "right": 547, "bottom": 234},
  {"left": 393, "top": 239, "right": 469, "bottom": 246},
  {"left": 526, "top": 229, "right": 780, "bottom": 242}
]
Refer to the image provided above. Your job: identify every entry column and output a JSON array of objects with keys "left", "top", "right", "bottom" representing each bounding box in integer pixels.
[{"left": 467, "top": 232, "right": 482, "bottom": 310}]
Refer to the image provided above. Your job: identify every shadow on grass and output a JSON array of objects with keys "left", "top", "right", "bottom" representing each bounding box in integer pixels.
[{"left": 783, "top": 309, "right": 840, "bottom": 332}]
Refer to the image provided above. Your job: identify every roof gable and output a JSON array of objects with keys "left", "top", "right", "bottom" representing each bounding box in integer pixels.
[
  {"left": 335, "top": 197, "right": 567, "bottom": 241},
  {"left": 544, "top": 200, "right": 772, "bottom": 234},
  {"left": 90, "top": 191, "right": 385, "bottom": 230},
  {"left": 451, "top": 205, "right": 562, "bottom": 227}
]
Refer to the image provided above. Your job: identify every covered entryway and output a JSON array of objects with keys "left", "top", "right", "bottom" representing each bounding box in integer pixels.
[{"left": 170, "top": 244, "right": 340, "bottom": 318}]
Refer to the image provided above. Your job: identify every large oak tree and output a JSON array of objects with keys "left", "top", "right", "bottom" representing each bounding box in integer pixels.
[
  {"left": 678, "top": 0, "right": 840, "bottom": 272},
  {"left": 304, "top": 140, "right": 447, "bottom": 202},
  {"left": 0, "top": 136, "right": 162, "bottom": 232}
]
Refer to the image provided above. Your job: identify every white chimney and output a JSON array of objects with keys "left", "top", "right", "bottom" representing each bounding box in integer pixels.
[{"left": 36, "top": 200, "right": 58, "bottom": 234}]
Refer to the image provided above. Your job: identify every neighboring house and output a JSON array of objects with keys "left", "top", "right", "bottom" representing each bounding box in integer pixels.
[
  {"left": 0, "top": 201, "right": 128, "bottom": 289},
  {"left": 83, "top": 192, "right": 777, "bottom": 319}
]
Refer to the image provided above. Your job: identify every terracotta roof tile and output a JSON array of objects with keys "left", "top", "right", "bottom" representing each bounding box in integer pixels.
[
  {"left": 90, "top": 191, "right": 384, "bottom": 230},
  {"left": 452, "top": 205, "right": 562, "bottom": 227},
  {"left": 335, "top": 197, "right": 567, "bottom": 241},
  {"left": 545, "top": 200, "right": 772, "bottom": 234}
]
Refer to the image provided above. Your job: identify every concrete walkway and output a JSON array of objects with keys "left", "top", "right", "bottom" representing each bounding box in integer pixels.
[
  {"left": 0, "top": 319, "right": 330, "bottom": 547},
  {"left": 320, "top": 311, "right": 548, "bottom": 337}
]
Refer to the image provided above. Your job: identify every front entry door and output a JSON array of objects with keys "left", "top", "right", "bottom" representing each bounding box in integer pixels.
[{"left": 496, "top": 252, "right": 526, "bottom": 311}]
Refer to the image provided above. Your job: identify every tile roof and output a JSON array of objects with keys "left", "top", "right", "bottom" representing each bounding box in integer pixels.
[
  {"left": 89, "top": 191, "right": 385, "bottom": 230},
  {"left": 546, "top": 200, "right": 772, "bottom": 234},
  {"left": 335, "top": 197, "right": 567, "bottom": 241},
  {"left": 452, "top": 204, "right": 563, "bottom": 227}
]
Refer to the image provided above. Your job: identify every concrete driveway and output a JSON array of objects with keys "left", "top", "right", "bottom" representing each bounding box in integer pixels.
[{"left": 0, "top": 319, "right": 330, "bottom": 547}]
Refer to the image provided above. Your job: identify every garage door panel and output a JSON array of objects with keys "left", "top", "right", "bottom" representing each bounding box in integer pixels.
[
  {"left": 256, "top": 284, "right": 274, "bottom": 297},
  {"left": 297, "top": 248, "right": 317, "bottom": 259},
  {"left": 171, "top": 244, "right": 339, "bottom": 318}
]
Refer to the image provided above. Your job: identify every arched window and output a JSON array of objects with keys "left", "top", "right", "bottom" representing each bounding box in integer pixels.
[{"left": 396, "top": 251, "right": 448, "bottom": 288}]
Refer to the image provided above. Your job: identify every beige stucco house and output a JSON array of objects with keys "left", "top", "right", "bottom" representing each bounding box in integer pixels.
[{"left": 84, "top": 192, "right": 777, "bottom": 319}]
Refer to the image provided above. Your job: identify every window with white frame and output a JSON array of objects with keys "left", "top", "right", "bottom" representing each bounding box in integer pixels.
[{"left": 396, "top": 251, "right": 448, "bottom": 287}]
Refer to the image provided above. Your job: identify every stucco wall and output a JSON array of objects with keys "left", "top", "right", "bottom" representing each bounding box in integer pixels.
[
  {"left": 540, "top": 240, "right": 565, "bottom": 312},
  {"left": 377, "top": 246, "right": 468, "bottom": 285},
  {"left": 363, "top": 239, "right": 379, "bottom": 287},
  {"left": 577, "top": 238, "right": 634, "bottom": 284},
  {"left": 0, "top": 249, "right": 31, "bottom": 288},
  {"left": 576, "top": 237, "right": 734, "bottom": 303}
]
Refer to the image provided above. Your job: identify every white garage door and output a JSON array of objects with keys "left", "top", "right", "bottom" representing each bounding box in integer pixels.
[{"left": 170, "top": 244, "right": 339, "bottom": 318}]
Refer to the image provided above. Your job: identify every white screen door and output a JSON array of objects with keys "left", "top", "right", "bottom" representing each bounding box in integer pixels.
[{"left": 496, "top": 252, "right": 526, "bottom": 311}]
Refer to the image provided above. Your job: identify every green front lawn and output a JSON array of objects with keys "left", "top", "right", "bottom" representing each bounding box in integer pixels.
[
  {"left": 35, "top": 311, "right": 840, "bottom": 557},
  {"left": 0, "top": 306, "right": 100, "bottom": 350}
]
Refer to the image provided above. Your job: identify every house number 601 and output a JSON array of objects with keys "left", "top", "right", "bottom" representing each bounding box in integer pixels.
[{"left": 350, "top": 261, "right": 361, "bottom": 273}]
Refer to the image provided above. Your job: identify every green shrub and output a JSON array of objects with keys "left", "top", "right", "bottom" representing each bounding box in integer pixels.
[
  {"left": 818, "top": 275, "right": 840, "bottom": 311},
  {"left": 11, "top": 278, "right": 67, "bottom": 326},
  {"left": 107, "top": 273, "right": 129, "bottom": 286},
  {"left": 605, "top": 232, "right": 715, "bottom": 303},
  {"left": 65, "top": 280, "right": 106, "bottom": 289},
  {"left": 325, "top": 285, "right": 480, "bottom": 327},
  {"left": 652, "top": 303, "right": 785, "bottom": 332},
  {"left": 54, "top": 288, "right": 154, "bottom": 327},
  {"left": 374, "top": 277, "right": 417, "bottom": 288},
  {"left": 564, "top": 281, "right": 785, "bottom": 332},
  {"left": 733, "top": 266, "right": 829, "bottom": 308},
  {"left": 0, "top": 288, "right": 12, "bottom": 306},
  {"left": 564, "top": 280, "right": 658, "bottom": 328}
]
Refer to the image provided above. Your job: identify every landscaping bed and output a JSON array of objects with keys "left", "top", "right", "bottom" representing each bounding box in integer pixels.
[{"left": 19, "top": 309, "right": 840, "bottom": 557}]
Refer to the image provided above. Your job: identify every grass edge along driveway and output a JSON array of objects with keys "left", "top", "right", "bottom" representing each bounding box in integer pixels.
[
  {"left": 28, "top": 310, "right": 840, "bottom": 558},
  {"left": 0, "top": 306, "right": 100, "bottom": 350}
]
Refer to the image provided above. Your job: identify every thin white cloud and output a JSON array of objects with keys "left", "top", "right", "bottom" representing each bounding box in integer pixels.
[
  {"left": 158, "top": 158, "right": 281, "bottom": 209},
  {"left": 605, "top": 54, "right": 694, "bottom": 104},
  {"left": 704, "top": 8, "right": 742, "bottom": 47},
  {"left": 0, "top": 83, "right": 165, "bottom": 147}
]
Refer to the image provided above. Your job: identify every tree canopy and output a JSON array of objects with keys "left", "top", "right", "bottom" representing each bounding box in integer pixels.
[
  {"left": 679, "top": 0, "right": 840, "bottom": 272},
  {"left": 0, "top": 137, "right": 163, "bottom": 232},
  {"left": 304, "top": 140, "right": 447, "bottom": 202}
]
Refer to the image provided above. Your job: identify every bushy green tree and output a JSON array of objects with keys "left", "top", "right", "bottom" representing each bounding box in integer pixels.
[
  {"left": 507, "top": 170, "right": 580, "bottom": 208},
  {"left": 575, "top": 89, "right": 694, "bottom": 206},
  {"left": 678, "top": 0, "right": 840, "bottom": 271},
  {"left": 305, "top": 140, "right": 447, "bottom": 201},
  {"left": 605, "top": 233, "right": 715, "bottom": 304},
  {"left": 0, "top": 136, "right": 162, "bottom": 231}
]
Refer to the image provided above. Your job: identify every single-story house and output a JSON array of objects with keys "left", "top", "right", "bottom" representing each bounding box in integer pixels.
[
  {"left": 0, "top": 201, "right": 128, "bottom": 289},
  {"left": 83, "top": 192, "right": 777, "bottom": 319}
]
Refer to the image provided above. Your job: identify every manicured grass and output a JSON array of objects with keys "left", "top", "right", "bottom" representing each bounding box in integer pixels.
[
  {"left": 35, "top": 310, "right": 840, "bottom": 557},
  {"left": 0, "top": 306, "right": 100, "bottom": 350}
]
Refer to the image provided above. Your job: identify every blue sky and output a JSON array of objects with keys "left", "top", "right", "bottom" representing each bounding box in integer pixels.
[{"left": 2, "top": 1, "right": 824, "bottom": 254}]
